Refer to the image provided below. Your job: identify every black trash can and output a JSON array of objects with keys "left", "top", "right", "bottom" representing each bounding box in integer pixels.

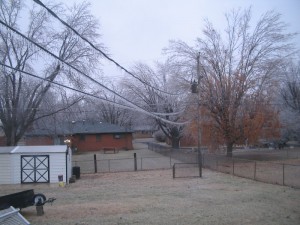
[
  {"left": 58, "top": 175, "right": 63, "bottom": 182},
  {"left": 72, "top": 166, "right": 80, "bottom": 179}
]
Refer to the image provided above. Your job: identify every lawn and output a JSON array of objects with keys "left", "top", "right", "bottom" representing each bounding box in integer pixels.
[{"left": 1, "top": 169, "right": 300, "bottom": 225}]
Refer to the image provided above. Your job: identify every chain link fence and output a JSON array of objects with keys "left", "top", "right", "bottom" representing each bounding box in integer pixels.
[
  {"left": 148, "top": 142, "right": 300, "bottom": 188},
  {"left": 73, "top": 155, "right": 175, "bottom": 173},
  {"left": 72, "top": 142, "right": 300, "bottom": 188}
]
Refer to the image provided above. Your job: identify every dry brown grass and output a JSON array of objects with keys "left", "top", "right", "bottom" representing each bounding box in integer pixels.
[
  {"left": 1, "top": 142, "right": 300, "bottom": 224},
  {"left": 1, "top": 169, "right": 300, "bottom": 225}
]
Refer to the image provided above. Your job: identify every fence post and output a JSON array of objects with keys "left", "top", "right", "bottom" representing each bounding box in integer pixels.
[
  {"left": 94, "top": 154, "right": 97, "bottom": 173},
  {"left": 141, "top": 157, "right": 143, "bottom": 170},
  {"left": 254, "top": 161, "right": 257, "bottom": 180},
  {"left": 173, "top": 164, "right": 175, "bottom": 179},
  {"left": 134, "top": 153, "right": 137, "bottom": 171},
  {"left": 282, "top": 164, "right": 285, "bottom": 186},
  {"left": 232, "top": 158, "right": 234, "bottom": 175},
  {"left": 108, "top": 159, "right": 110, "bottom": 172},
  {"left": 169, "top": 155, "right": 172, "bottom": 168}
]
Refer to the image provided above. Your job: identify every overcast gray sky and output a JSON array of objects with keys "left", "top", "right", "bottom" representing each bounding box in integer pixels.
[{"left": 64, "top": 0, "right": 300, "bottom": 78}]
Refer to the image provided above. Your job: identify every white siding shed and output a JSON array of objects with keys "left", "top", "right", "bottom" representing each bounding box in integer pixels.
[{"left": 0, "top": 146, "right": 72, "bottom": 184}]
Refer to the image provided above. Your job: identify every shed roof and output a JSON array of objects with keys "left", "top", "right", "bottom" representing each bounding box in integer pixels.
[
  {"left": 0, "top": 145, "right": 67, "bottom": 154},
  {"left": 0, "top": 206, "right": 31, "bottom": 225},
  {"left": 0, "top": 146, "right": 15, "bottom": 154}
]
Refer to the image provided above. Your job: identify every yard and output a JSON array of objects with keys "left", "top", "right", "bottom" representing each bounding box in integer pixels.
[
  {"left": 0, "top": 169, "right": 299, "bottom": 225},
  {"left": 1, "top": 140, "right": 300, "bottom": 224},
  {"left": 72, "top": 140, "right": 300, "bottom": 188}
]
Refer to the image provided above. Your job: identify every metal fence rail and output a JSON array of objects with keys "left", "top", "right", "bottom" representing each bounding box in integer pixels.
[{"left": 73, "top": 155, "right": 174, "bottom": 173}]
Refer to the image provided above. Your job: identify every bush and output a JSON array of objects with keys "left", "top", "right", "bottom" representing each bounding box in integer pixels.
[{"left": 153, "top": 130, "right": 166, "bottom": 142}]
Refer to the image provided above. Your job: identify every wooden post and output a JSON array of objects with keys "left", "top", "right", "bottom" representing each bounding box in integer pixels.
[
  {"left": 94, "top": 154, "right": 97, "bottom": 173},
  {"left": 36, "top": 205, "right": 44, "bottom": 216}
]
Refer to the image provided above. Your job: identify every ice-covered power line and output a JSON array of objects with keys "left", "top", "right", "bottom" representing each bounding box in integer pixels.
[
  {"left": 0, "top": 62, "right": 188, "bottom": 126},
  {"left": 32, "top": 0, "right": 179, "bottom": 96},
  {"left": 0, "top": 62, "right": 132, "bottom": 109},
  {"left": 0, "top": 20, "right": 184, "bottom": 122}
]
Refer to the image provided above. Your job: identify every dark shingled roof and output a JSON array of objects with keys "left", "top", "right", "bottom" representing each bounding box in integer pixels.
[
  {"left": 71, "top": 121, "right": 132, "bottom": 134},
  {"left": 26, "top": 121, "right": 132, "bottom": 136}
]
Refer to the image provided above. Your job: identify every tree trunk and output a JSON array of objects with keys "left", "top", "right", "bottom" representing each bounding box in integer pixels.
[
  {"left": 226, "top": 142, "right": 234, "bottom": 157},
  {"left": 171, "top": 137, "right": 180, "bottom": 149},
  {"left": 5, "top": 134, "right": 13, "bottom": 146},
  {"left": 5, "top": 126, "right": 22, "bottom": 146}
]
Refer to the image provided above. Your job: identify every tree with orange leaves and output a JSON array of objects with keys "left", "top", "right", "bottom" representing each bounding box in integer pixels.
[{"left": 166, "top": 8, "right": 296, "bottom": 156}]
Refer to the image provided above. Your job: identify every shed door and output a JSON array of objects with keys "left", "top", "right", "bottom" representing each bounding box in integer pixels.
[{"left": 21, "top": 155, "right": 50, "bottom": 183}]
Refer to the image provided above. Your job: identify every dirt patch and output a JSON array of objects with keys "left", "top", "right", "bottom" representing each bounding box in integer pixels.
[{"left": 1, "top": 169, "right": 300, "bottom": 225}]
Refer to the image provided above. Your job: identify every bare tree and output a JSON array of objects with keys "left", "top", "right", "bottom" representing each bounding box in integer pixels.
[
  {"left": 281, "top": 60, "right": 300, "bottom": 113},
  {"left": 280, "top": 60, "right": 300, "bottom": 141},
  {"left": 122, "top": 62, "right": 186, "bottom": 148},
  {"left": 166, "top": 8, "right": 296, "bottom": 156},
  {"left": 0, "top": 0, "right": 103, "bottom": 145},
  {"left": 28, "top": 88, "right": 84, "bottom": 137},
  {"left": 83, "top": 85, "right": 134, "bottom": 128}
]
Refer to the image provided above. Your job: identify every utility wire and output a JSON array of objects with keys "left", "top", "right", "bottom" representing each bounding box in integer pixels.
[
  {"left": 0, "top": 62, "right": 132, "bottom": 109},
  {"left": 0, "top": 20, "right": 184, "bottom": 123},
  {"left": 0, "top": 62, "right": 188, "bottom": 125},
  {"left": 32, "top": 0, "right": 179, "bottom": 96}
]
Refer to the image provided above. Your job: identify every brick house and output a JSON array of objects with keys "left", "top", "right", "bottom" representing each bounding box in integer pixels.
[{"left": 25, "top": 121, "right": 133, "bottom": 152}]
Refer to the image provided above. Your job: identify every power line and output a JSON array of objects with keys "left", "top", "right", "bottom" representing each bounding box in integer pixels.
[
  {"left": 0, "top": 20, "right": 183, "bottom": 123},
  {"left": 32, "top": 0, "right": 179, "bottom": 96},
  {"left": 0, "top": 62, "right": 132, "bottom": 109},
  {"left": 0, "top": 62, "right": 187, "bottom": 126}
]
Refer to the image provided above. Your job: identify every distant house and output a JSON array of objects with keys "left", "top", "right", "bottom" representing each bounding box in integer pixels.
[
  {"left": 25, "top": 121, "right": 133, "bottom": 152},
  {"left": 132, "top": 124, "right": 155, "bottom": 139}
]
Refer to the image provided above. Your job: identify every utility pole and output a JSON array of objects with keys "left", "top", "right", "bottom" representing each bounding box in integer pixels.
[
  {"left": 197, "top": 53, "right": 202, "bottom": 178},
  {"left": 191, "top": 53, "right": 202, "bottom": 178}
]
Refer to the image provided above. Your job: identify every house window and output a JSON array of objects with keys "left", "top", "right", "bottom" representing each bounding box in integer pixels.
[
  {"left": 114, "top": 134, "right": 122, "bottom": 139},
  {"left": 80, "top": 134, "right": 85, "bottom": 141},
  {"left": 96, "top": 134, "right": 101, "bottom": 141}
]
